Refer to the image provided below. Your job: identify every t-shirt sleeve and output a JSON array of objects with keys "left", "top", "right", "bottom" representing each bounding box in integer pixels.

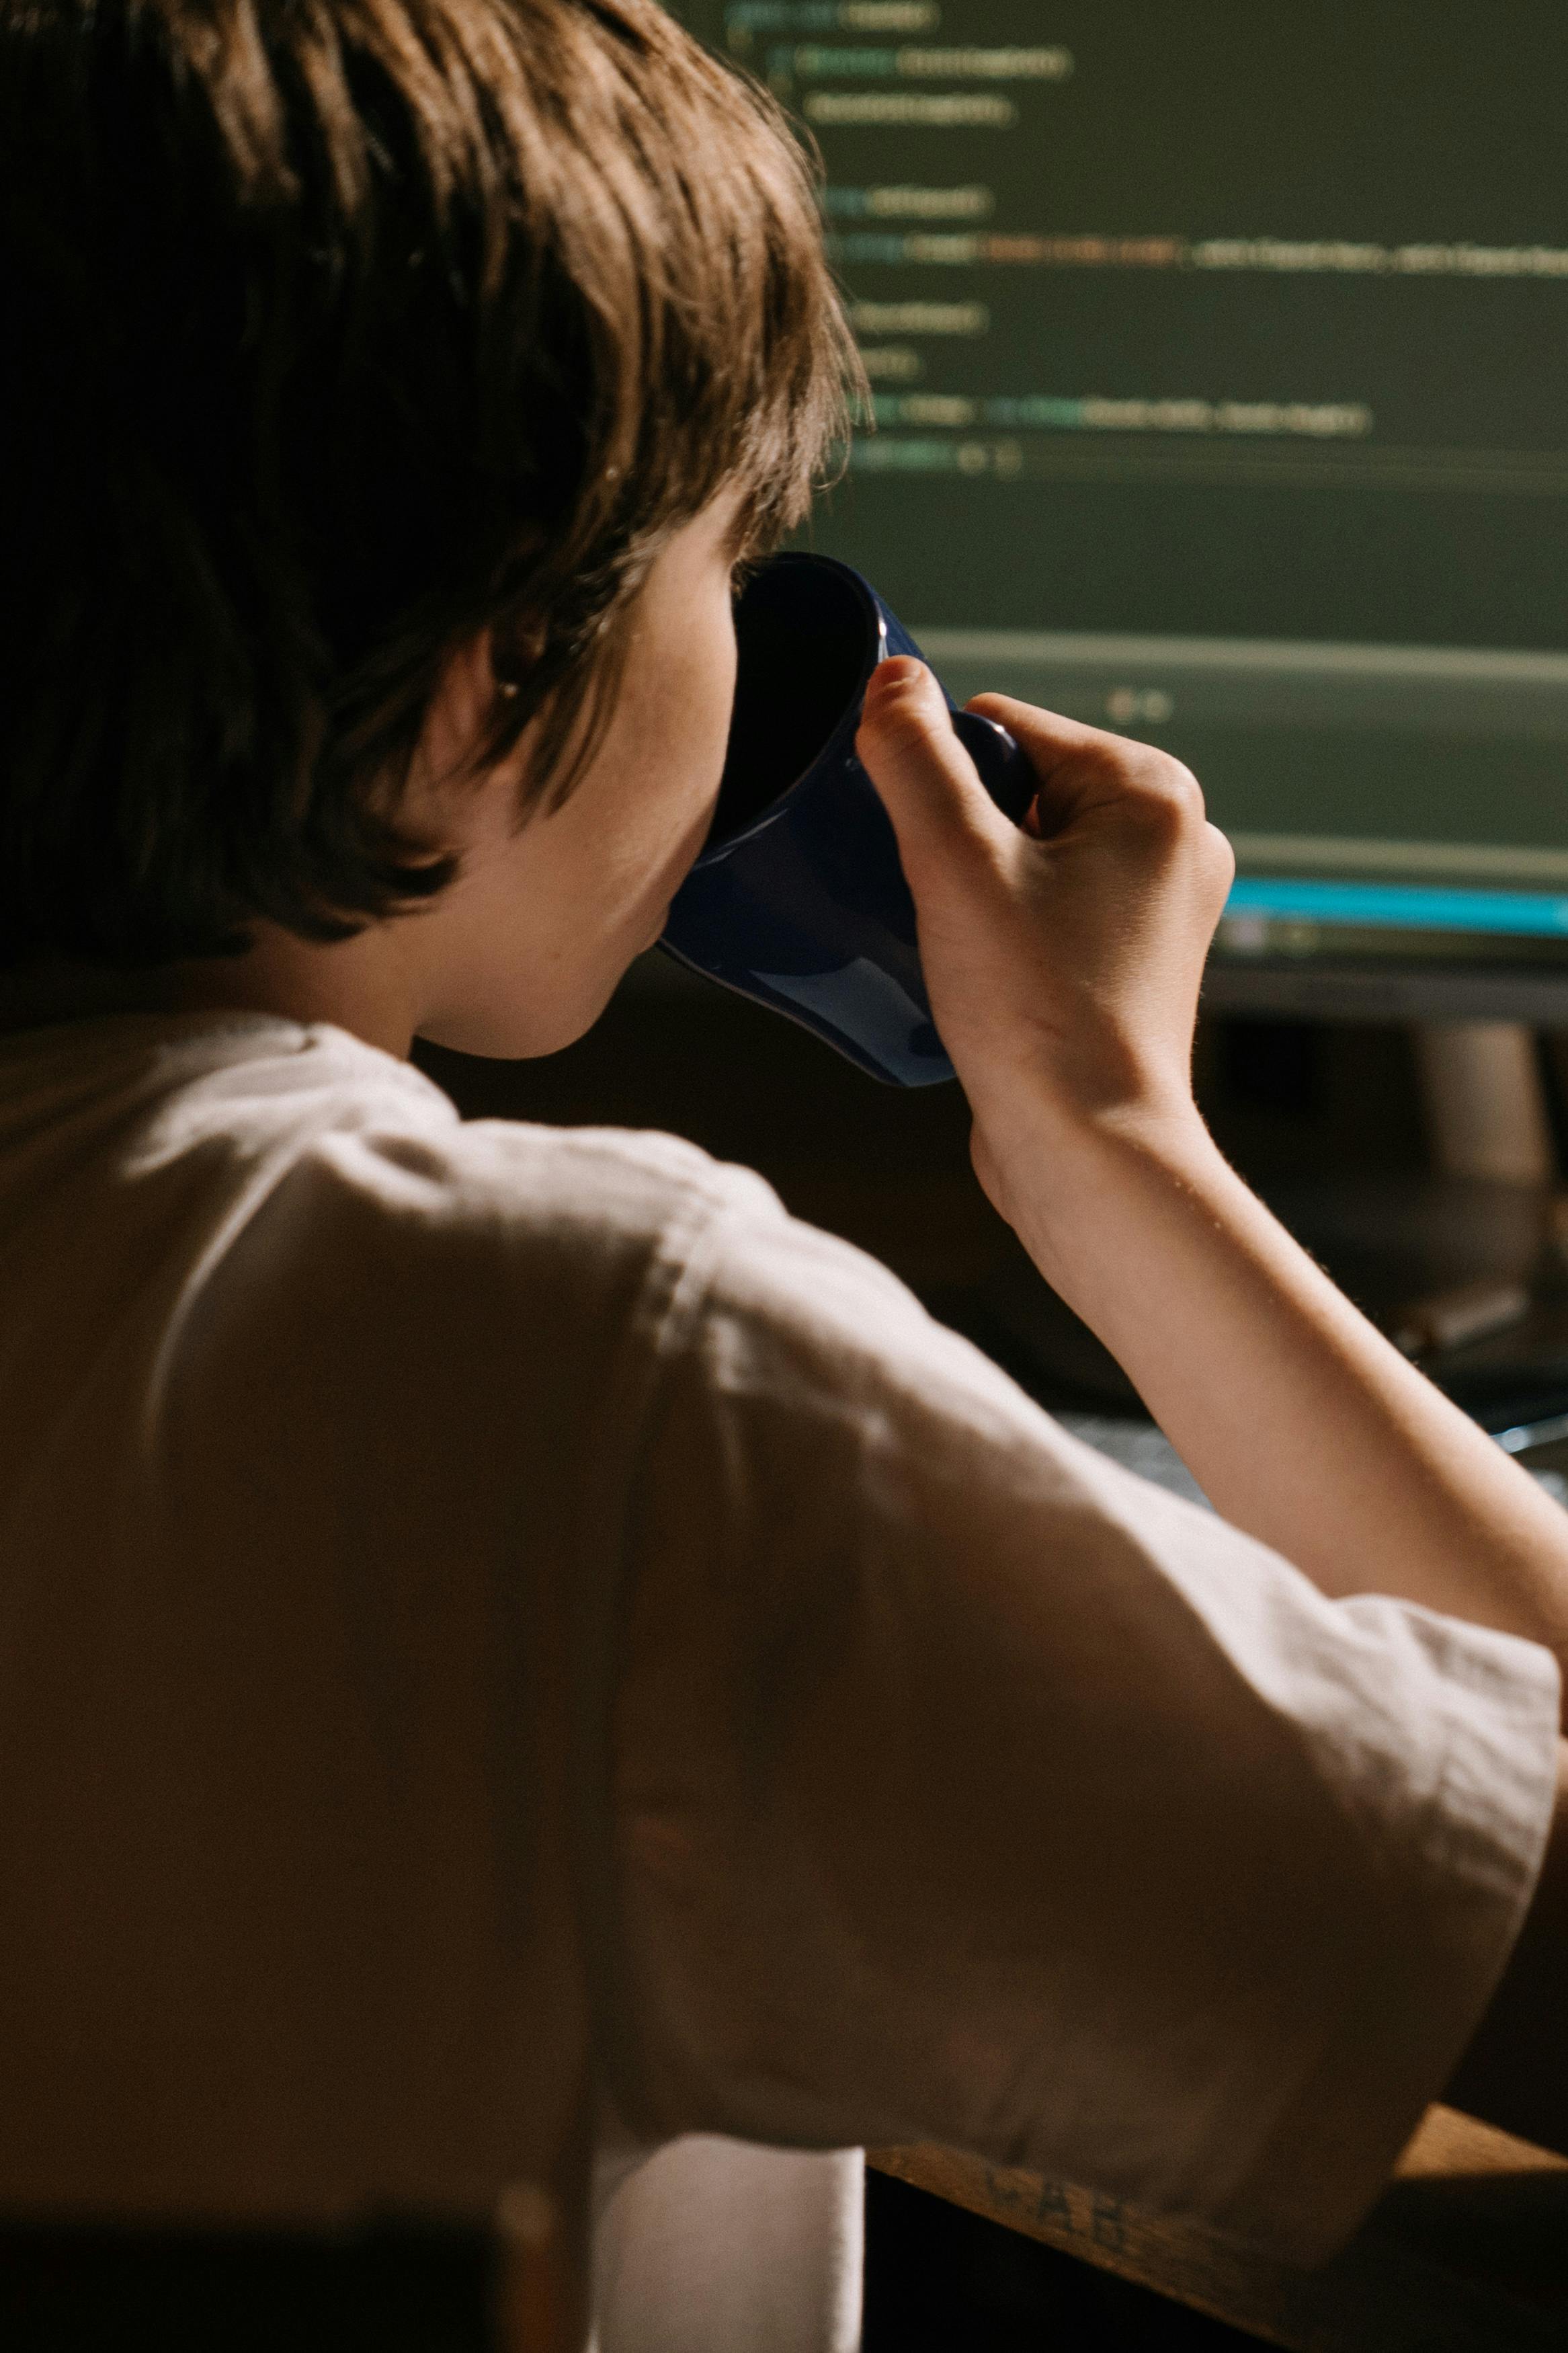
[{"left": 593, "top": 1181, "right": 1561, "bottom": 2266}]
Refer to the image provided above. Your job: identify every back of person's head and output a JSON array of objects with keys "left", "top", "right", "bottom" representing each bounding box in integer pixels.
[{"left": 0, "top": 0, "right": 852, "bottom": 966}]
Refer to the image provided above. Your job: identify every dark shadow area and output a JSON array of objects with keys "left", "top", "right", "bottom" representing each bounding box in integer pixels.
[
  {"left": 0, "top": 2219, "right": 495, "bottom": 2353},
  {"left": 864, "top": 2171, "right": 1268, "bottom": 2350},
  {"left": 423, "top": 979, "right": 1568, "bottom": 1420},
  {"left": 416, "top": 971, "right": 1450, "bottom": 1414},
  {"left": 1368, "top": 2164, "right": 1568, "bottom": 2309}
]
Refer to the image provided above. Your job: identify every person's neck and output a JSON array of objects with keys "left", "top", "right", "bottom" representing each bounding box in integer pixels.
[{"left": 0, "top": 923, "right": 421, "bottom": 1058}]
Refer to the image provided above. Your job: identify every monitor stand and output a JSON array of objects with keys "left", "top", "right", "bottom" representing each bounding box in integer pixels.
[{"left": 1412, "top": 1021, "right": 1556, "bottom": 1190}]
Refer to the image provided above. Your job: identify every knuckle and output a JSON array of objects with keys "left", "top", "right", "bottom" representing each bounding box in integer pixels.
[
  {"left": 858, "top": 684, "right": 942, "bottom": 758},
  {"left": 1124, "top": 752, "right": 1206, "bottom": 835},
  {"left": 870, "top": 707, "right": 940, "bottom": 761},
  {"left": 1205, "top": 822, "right": 1237, "bottom": 889}
]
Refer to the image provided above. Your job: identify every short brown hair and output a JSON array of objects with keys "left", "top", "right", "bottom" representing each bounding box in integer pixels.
[{"left": 0, "top": 0, "right": 854, "bottom": 963}]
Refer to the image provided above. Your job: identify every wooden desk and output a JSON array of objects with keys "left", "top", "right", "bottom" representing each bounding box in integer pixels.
[{"left": 872, "top": 2108, "right": 1568, "bottom": 2350}]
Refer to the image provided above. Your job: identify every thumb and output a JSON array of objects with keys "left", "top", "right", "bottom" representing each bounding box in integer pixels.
[{"left": 855, "top": 657, "right": 1009, "bottom": 871}]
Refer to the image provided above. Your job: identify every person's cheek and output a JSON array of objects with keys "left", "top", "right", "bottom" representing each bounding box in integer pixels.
[
  {"left": 694, "top": 590, "right": 739, "bottom": 803},
  {"left": 650, "top": 592, "right": 735, "bottom": 847}
]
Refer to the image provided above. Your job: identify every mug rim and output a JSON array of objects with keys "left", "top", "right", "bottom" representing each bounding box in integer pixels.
[{"left": 692, "top": 552, "right": 889, "bottom": 870}]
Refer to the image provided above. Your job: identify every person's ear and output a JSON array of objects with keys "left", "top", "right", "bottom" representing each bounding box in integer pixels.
[
  {"left": 488, "top": 615, "right": 550, "bottom": 703},
  {"left": 414, "top": 630, "right": 539, "bottom": 804}
]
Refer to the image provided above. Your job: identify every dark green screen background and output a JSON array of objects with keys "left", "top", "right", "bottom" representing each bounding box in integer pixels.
[
  {"left": 672, "top": 1, "right": 1568, "bottom": 649},
  {"left": 667, "top": 4, "right": 1568, "bottom": 900}
]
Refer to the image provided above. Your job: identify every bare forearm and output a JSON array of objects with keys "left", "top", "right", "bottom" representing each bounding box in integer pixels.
[
  {"left": 856, "top": 668, "right": 1568, "bottom": 2151},
  {"left": 1005, "top": 1107, "right": 1568, "bottom": 1707},
  {"left": 853, "top": 668, "right": 1568, "bottom": 1701}
]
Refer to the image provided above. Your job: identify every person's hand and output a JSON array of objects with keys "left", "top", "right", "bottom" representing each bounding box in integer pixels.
[{"left": 854, "top": 657, "right": 1234, "bottom": 1219}]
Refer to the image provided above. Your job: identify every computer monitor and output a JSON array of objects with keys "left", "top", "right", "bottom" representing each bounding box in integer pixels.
[{"left": 670, "top": 0, "right": 1568, "bottom": 1025}]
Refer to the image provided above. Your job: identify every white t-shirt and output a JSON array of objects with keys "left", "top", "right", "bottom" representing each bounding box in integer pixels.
[{"left": 0, "top": 1011, "right": 1557, "bottom": 2344}]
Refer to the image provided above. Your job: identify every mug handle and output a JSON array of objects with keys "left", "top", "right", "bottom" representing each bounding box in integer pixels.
[{"left": 950, "top": 708, "right": 1038, "bottom": 828}]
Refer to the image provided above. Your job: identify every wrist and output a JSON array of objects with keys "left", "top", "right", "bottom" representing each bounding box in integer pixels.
[{"left": 976, "top": 1092, "right": 1230, "bottom": 1289}]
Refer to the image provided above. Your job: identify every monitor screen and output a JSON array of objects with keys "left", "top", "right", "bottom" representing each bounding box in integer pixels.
[{"left": 669, "top": 0, "right": 1568, "bottom": 1019}]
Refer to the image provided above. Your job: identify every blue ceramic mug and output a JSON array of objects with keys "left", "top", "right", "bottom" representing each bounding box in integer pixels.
[{"left": 659, "top": 552, "right": 1037, "bottom": 1085}]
